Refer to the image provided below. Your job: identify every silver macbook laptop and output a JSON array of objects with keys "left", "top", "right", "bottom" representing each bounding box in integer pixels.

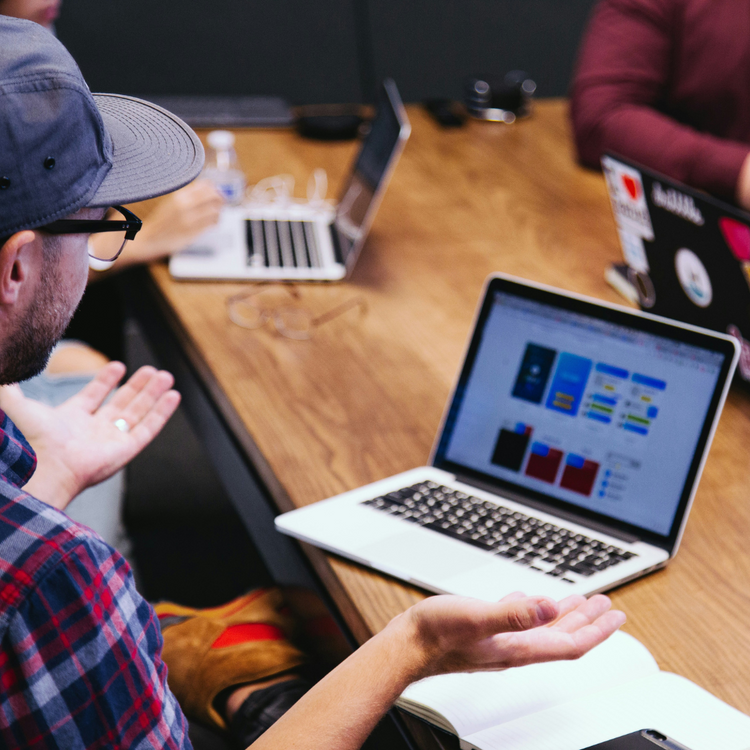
[
  {"left": 276, "top": 274, "right": 739, "bottom": 601},
  {"left": 169, "top": 79, "right": 410, "bottom": 281}
]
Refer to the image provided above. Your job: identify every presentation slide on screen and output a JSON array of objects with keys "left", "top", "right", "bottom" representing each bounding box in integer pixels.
[{"left": 444, "top": 293, "right": 724, "bottom": 536}]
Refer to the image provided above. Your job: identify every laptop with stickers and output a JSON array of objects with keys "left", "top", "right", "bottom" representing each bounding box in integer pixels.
[
  {"left": 603, "top": 153, "right": 750, "bottom": 381},
  {"left": 275, "top": 275, "right": 738, "bottom": 602}
]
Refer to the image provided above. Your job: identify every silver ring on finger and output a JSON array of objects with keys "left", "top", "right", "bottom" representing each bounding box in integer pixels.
[{"left": 113, "top": 418, "right": 130, "bottom": 433}]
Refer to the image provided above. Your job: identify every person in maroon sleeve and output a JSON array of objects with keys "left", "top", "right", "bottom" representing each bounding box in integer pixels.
[{"left": 570, "top": 0, "right": 750, "bottom": 209}]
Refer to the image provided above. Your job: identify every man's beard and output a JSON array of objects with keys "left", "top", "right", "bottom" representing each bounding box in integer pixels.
[{"left": 0, "top": 246, "right": 78, "bottom": 385}]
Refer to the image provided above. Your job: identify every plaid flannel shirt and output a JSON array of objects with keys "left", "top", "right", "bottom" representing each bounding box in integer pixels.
[{"left": 0, "top": 409, "right": 191, "bottom": 749}]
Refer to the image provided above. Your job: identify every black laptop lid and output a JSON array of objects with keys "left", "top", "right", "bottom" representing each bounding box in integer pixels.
[
  {"left": 603, "top": 153, "right": 750, "bottom": 379},
  {"left": 432, "top": 275, "right": 737, "bottom": 552}
]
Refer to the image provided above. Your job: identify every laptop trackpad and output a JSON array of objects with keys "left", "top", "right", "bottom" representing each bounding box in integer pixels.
[{"left": 356, "top": 531, "right": 488, "bottom": 583}]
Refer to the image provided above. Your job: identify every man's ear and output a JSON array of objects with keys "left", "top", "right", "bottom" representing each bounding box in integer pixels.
[{"left": 0, "top": 231, "right": 37, "bottom": 306}]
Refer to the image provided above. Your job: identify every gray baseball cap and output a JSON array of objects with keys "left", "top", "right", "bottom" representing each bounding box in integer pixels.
[{"left": 0, "top": 16, "right": 205, "bottom": 237}]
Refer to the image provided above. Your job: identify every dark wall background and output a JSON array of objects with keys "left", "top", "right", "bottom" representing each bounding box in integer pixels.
[
  {"left": 369, "top": 0, "right": 597, "bottom": 102},
  {"left": 56, "top": 0, "right": 362, "bottom": 102},
  {"left": 56, "top": 0, "right": 598, "bottom": 104}
]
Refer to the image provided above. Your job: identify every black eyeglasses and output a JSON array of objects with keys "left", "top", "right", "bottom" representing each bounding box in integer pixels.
[{"left": 40, "top": 205, "right": 142, "bottom": 265}]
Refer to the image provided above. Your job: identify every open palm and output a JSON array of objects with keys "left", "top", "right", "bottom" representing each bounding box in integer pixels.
[
  {"left": 0, "top": 362, "right": 180, "bottom": 510},
  {"left": 405, "top": 592, "right": 626, "bottom": 678}
]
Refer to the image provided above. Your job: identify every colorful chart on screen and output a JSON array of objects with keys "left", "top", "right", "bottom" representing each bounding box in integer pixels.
[{"left": 443, "top": 291, "right": 724, "bottom": 536}]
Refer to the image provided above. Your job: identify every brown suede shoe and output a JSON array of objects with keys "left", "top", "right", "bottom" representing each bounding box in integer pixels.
[
  {"left": 155, "top": 589, "right": 306, "bottom": 730},
  {"left": 155, "top": 588, "right": 297, "bottom": 630}
]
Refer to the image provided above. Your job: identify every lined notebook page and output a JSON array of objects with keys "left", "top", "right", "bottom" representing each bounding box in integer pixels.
[
  {"left": 463, "top": 671, "right": 750, "bottom": 750},
  {"left": 398, "top": 631, "right": 658, "bottom": 738}
]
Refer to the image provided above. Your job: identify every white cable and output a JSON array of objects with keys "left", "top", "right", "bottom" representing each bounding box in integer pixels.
[
  {"left": 247, "top": 174, "right": 295, "bottom": 205},
  {"left": 244, "top": 169, "right": 333, "bottom": 209},
  {"left": 307, "top": 168, "right": 328, "bottom": 206}
]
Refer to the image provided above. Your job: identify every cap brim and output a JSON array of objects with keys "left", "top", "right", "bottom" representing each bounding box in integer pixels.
[{"left": 88, "top": 94, "right": 204, "bottom": 207}]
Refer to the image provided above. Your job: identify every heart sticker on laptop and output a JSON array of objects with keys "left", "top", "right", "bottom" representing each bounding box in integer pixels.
[
  {"left": 622, "top": 175, "right": 640, "bottom": 200},
  {"left": 719, "top": 216, "right": 750, "bottom": 261}
]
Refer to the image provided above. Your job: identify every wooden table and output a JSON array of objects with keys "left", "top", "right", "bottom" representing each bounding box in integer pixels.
[{"left": 135, "top": 99, "right": 750, "bottom": 718}]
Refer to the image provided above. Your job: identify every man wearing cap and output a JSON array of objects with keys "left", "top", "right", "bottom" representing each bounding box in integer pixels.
[
  {"left": 0, "top": 16, "right": 626, "bottom": 750},
  {"left": 0, "top": 11, "right": 206, "bottom": 748},
  {"left": 0, "top": 0, "right": 223, "bottom": 564}
]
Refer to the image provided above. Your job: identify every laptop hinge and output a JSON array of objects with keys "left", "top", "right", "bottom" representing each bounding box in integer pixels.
[
  {"left": 452, "top": 472, "right": 640, "bottom": 544},
  {"left": 329, "top": 224, "right": 345, "bottom": 265}
]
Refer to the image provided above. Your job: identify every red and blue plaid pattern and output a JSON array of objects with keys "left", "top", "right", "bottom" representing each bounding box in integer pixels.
[{"left": 0, "top": 410, "right": 191, "bottom": 749}]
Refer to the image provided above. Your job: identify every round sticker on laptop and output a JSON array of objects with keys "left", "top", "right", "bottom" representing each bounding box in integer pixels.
[{"left": 675, "top": 248, "right": 712, "bottom": 307}]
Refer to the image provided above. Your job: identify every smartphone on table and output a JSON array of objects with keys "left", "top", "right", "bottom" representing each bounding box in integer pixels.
[{"left": 583, "top": 729, "right": 694, "bottom": 750}]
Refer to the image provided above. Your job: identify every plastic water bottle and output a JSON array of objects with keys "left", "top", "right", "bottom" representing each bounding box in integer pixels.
[{"left": 203, "top": 130, "right": 246, "bottom": 205}]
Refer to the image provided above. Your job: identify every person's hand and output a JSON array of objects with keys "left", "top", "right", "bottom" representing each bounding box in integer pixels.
[
  {"left": 135, "top": 180, "right": 224, "bottom": 258},
  {"left": 737, "top": 152, "right": 750, "bottom": 210},
  {"left": 247, "top": 591, "right": 624, "bottom": 750},
  {"left": 395, "top": 591, "right": 626, "bottom": 680},
  {"left": 89, "top": 180, "right": 224, "bottom": 270},
  {"left": 0, "top": 362, "right": 180, "bottom": 510}
]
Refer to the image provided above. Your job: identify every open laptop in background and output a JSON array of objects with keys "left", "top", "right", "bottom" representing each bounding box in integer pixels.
[
  {"left": 276, "top": 274, "right": 738, "bottom": 602},
  {"left": 169, "top": 79, "right": 410, "bottom": 281},
  {"left": 602, "top": 153, "right": 750, "bottom": 381}
]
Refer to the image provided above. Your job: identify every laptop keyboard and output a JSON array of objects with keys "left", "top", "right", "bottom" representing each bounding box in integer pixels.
[
  {"left": 246, "top": 219, "right": 322, "bottom": 269},
  {"left": 361, "top": 482, "right": 637, "bottom": 583}
]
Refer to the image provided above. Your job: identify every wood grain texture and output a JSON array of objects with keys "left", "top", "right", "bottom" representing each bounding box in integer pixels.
[{"left": 144, "top": 100, "right": 750, "bottom": 714}]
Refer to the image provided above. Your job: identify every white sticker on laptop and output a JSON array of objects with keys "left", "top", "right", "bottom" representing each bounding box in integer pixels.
[
  {"left": 602, "top": 156, "right": 655, "bottom": 240},
  {"left": 675, "top": 248, "right": 712, "bottom": 307},
  {"left": 652, "top": 182, "right": 704, "bottom": 226},
  {"left": 617, "top": 228, "right": 649, "bottom": 273}
]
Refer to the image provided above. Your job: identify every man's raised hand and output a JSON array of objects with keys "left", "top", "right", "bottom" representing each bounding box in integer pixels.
[
  {"left": 397, "top": 591, "right": 626, "bottom": 680},
  {"left": 0, "top": 362, "right": 180, "bottom": 510}
]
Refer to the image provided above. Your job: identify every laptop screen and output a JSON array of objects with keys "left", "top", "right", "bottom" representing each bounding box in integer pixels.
[
  {"left": 434, "top": 276, "right": 737, "bottom": 546},
  {"left": 334, "top": 79, "right": 409, "bottom": 269}
]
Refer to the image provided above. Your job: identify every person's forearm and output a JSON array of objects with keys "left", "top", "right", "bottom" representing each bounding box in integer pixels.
[
  {"left": 574, "top": 100, "right": 750, "bottom": 201},
  {"left": 736, "top": 153, "right": 750, "bottom": 210},
  {"left": 570, "top": 0, "right": 750, "bottom": 201},
  {"left": 23, "top": 451, "right": 80, "bottom": 510},
  {"left": 248, "top": 614, "right": 423, "bottom": 750},
  {"left": 22, "top": 465, "right": 77, "bottom": 511},
  {"left": 198, "top": 591, "right": 621, "bottom": 749}
]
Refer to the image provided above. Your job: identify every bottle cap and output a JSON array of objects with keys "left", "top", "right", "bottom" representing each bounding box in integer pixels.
[{"left": 207, "top": 130, "right": 235, "bottom": 149}]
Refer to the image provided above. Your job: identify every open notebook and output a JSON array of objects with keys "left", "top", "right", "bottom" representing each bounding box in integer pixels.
[{"left": 397, "top": 631, "right": 750, "bottom": 750}]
